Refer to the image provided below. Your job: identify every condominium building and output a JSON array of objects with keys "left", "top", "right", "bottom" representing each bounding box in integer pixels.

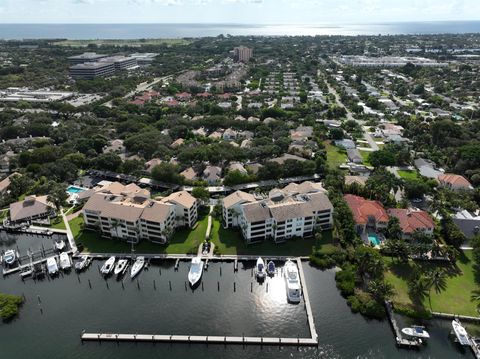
[
  {"left": 234, "top": 46, "right": 253, "bottom": 63},
  {"left": 82, "top": 182, "right": 198, "bottom": 244},
  {"left": 222, "top": 181, "right": 333, "bottom": 244}
]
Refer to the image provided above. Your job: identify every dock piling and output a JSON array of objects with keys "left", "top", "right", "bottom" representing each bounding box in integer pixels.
[{"left": 169, "top": 280, "right": 172, "bottom": 291}]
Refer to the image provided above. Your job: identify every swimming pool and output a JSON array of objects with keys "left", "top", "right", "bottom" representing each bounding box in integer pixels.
[
  {"left": 368, "top": 233, "right": 381, "bottom": 246},
  {"left": 66, "top": 185, "right": 86, "bottom": 194}
]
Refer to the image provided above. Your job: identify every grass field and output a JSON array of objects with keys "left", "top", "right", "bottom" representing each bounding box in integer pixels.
[
  {"left": 325, "top": 141, "right": 347, "bottom": 169},
  {"left": 53, "top": 38, "right": 190, "bottom": 47},
  {"left": 398, "top": 170, "right": 419, "bottom": 180},
  {"left": 359, "top": 150, "right": 372, "bottom": 166},
  {"left": 71, "top": 214, "right": 207, "bottom": 255},
  {"left": 385, "top": 251, "right": 479, "bottom": 316},
  {"left": 210, "top": 219, "right": 333, "bottom": 256}
]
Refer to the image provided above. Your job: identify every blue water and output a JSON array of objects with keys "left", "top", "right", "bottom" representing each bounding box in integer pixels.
[
  {"left": 368, "top": 233, "right": 381, "bottom": 246},
  {"left": 1, "top": 21, "right": 480, "bottom": 40},
  {"left": 66, "top": 185, "right": 85, "bottom": 194}
]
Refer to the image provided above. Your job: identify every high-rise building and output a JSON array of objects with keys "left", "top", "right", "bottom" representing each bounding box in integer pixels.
[{"left": 234, "top": 46, "right": 253, "bottom": 63}]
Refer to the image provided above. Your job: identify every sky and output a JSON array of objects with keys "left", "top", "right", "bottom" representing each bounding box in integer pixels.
[{"left": 0, "top": 0, "right": 479, "bottom": 24}]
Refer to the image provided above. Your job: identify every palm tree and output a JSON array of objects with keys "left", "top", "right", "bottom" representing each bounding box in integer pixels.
[
  {"left": 367, "top": 280, "right": 395, "bottom": 301},
  {"left": 471, "top": 289, "right": 480, "bottom": 314},
  {"left": 426, "top": 268, "right": 448, "bottom": 308},
  {"left": 409, "top": 275, "right": 430, "bottom": 303}
]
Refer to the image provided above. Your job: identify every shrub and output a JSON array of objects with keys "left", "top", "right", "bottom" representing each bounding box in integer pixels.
[
  {"left": 392, "top": 303, "right": 432, "bottom": 320},
  {"left": 335, "top": 265, "right": 356, "bottom": 296},
  {"left": 347, "top": 290, "right": 386, "bottom": 319},
  {"left": 0, "top": 293, "right": 24, "bottom": 321},
  {"left": 310, "top": 246, "right": 346, "bottom": 269}
]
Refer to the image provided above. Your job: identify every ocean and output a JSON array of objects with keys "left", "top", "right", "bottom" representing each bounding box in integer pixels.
[{"left": 0, "top": 21, "right": 480, "bottom": 40}]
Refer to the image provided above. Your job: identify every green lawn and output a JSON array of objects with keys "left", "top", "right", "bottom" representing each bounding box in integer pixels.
[
  {"left": 359, "top": 150, "right": 372, "bottom": 166},
  {"left": 71, "top": 214, "right": 208, "bottom": 255},
  {"left": 211, "top": 219, "right": 333, "bottom": 256},
  {"left": 0, "top": 209, "right": 8, "bottom": 220},
  {"left": 385, "top": 251, "right": 479, "bottom": 317},
  {"left": 325, "top": 141, "right": 347, "bottom": 169},
  {"left": 397, "top": 170, "right": 419, "bottom": 180}
]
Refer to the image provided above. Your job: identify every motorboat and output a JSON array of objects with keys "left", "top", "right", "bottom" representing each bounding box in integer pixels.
[
  {"left": 114, "top": 259, "right": 129, "bottom": 276},
  {"left": 255, "top": 257, "right": 266, "bottom": 280},
  {"left": 74, "top": 255, "right": 89, "bottom": 271},
  {"left": 59, "top": 252, "right": 71, "bottom": 270},
  {"left": 3, "top": 249, "right": 17, "bottom": 265},
  {"left": 46, "top": 256, "right": 59, "bottom": 275},
  {"left": 402, "top": 326, "right": 430, "bottom": 339},
  {"left": 100, "top": 256, "right": 116, "bottom": 276},
  {"left": 284, "top": 259, "right": 301, "bottom": 303},
  {"left": 55, "top": 240, "right": 66, "bottom": 251},
  {"left": 130, "top": 256, "right": 145, "bottom": 279},
  {"left": 188, "top": 256, "right": 204, "bottom": 287},
  {"left": 267, "top": 261, "right": 276, "bottom": 276},
  {"left": 452, "top": 319, "right": 470, "bottom": 346},
  {"left": 20, "top": 265, "right": 33, "bottom": 278}
]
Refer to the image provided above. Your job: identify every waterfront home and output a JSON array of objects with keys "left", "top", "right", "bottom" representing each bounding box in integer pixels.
[
  {"left": 224, "top": 182, "right": 333, "bottom": 244},
  {"left": 0, "top": 172, "right": 20, "bottom": 194},
  {"left": 9, "top": 195, "right": 56, "bottom": 225},
  {"left": 344, "top": 194, "right": 389, "bottom": 234},
  {"left": 387, "top": 208, "right": 435, "bottom": 239},
  {"left": 438, "top": 173, "right": 474, "bottom": 191},
  {"left": 452, "top": 209, "right": 480, "bottom": 239}
]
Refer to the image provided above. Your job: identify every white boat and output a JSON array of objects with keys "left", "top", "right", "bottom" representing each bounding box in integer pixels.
[
  {"left": 402, "top": 326, "right": 430, "bottom": 339},
  {"left": 188, "top": 257, "right": 204, "bottom": 287},
  {"left": 267, "top": 261, "right": 276, "bottom": 276},
  {"left": 74, "top": 255, "right": 89, "bottom": 271},
  {"left": 46, "top": 256, "right": 58, "bottom": 275},
  {"left": 284, "top": 259, "right": 301, "bottom": 303},
  {"left": 101, "top": 256, "right": 116, "bottom": 275},
  {"left": 59, "top": 252, "right": 71, "bottom": 270},
  {"left": 255, "top": 257, "right": 266, "bottom": 280},
  {"left": 55, "top": 240, "right": 66, "bottom": 251},
  {"left": 130, "top": 256, "right": 145, "bottom": 279},
  {"left": 20, "top": 265, "right": 33, "bottom": 278},
  {"left": 114, "top": 259, "right": 128, "bottom": 276},
  {"left": 3, "top": 249, "right": 16, "bottom": 265},
  {"left": 452, "top": 319, "right": 470, "bottom": 346}
]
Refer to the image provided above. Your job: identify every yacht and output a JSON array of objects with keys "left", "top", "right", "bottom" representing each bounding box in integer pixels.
[
  {"left": 3, "top": 249, "right": 17, "bottom": 265},
  {"left": 402, "top": 326, "right": 430, "bottom": 339},
  {"left": 188, "top": 256, "right": 204, "bottom": 287},
  {"left": 59, "top": 252, "right": 71, "bottom": 270},
  {"left": 46, "top": 256, "right": 59, "bottom": 275},
  {"left": 74, "top": 255, "right": 89, "bottom": 271},
  {"left": 114, "top": 259, "right": 129, "bottom": 276},
  {"left": 130, "top": 256, "right": 145, "bottom": 279},
  {"left": 267, "top": 261, "right": 276, "bottom": 276},
  {"left": 255, "top": 257, "right": 266, "bottom": 280},
  {"left": 100, "top": 256, "right": 116, "bottom": 276},
  {"left": 284, "top": 259, "right": 301, "bottom": 303},
  {"left": 55, "top": 240, "right": 66, "bottom": 252},
  {"left": 452, "top": 319, "right": 470, "bottom": 346}
]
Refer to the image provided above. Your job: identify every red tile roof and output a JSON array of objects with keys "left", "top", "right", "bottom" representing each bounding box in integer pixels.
[
  {"left": 438, "top": 173, "right": 472, "bottom": 188},
  {"left": 388, "top": 208, "right": 435, "bottom": 234},
  {"left": 344, "top": 194, "right": 389, "bottom": 225},
  {"left": 175, "top": 92, "right": 192, "bottom": 100},
  {"left": 196, "top": 92, "right": 211, "bottom": 98}
]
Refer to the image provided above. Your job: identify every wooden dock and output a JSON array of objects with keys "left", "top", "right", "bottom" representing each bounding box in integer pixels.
[
  {"left": 385, "top": 301, "right": 420, "bottom": 349},
  {"left": 297, "top": 258, "right": 318, "bottom": 342},
  {"left": 2, "top": 251, "right": 73, "bottom": 276},
  {"left": 80, "top": 332, "right": 317, "bottom": 346},
  {"left": 470, "top": 337, "right": 480, "bottom": 359}
]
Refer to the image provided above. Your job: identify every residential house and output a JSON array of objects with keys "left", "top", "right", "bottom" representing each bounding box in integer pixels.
[
  {"left": 145, "top": 158, "right": 162, "bottom": 173},
  {"left": 228, "top": 162, "right": 247, "bottom": 175},
  {"left": 9, "top": 195, "right": 55, "bottom": 225},
  {"left": 335, "top": 139, "right": 356, "bottom": 150},
  {"left": 180, "top": 167, "right": 198, "bottom": 181},
  {"left": 203, "top": 166, "right": 222, "bottom": 184},
  {"left": 388, "top": 208, "right": 435, "bottom": 239},
  {"left": 453, "top": 209, "right": 480, "bottom": 239},
  {"left": 344, "top": 194, "right": 389, "bottom": 234},
  {"left": 438, "top": 173, "right": 473, "bottom": 191},
  {"left": 270, "top": 153, "right": 306, "bottom": 165},
  {"left": 414, "top": 158, "right": 443, "bottom": 179},
  {"left": 0, "top": 172, "right": 20, "bottom": 194},
  {"left": 347, "top": 148, "right": 363, "bottom": 164}
]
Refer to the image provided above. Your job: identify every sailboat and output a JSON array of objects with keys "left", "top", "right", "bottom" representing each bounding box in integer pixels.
[
  {"left": 130, "top": 256, "right": 145, "bottom": 279},
  {"left": 114, "top": 259, "right": 129, "bottom": 276}
]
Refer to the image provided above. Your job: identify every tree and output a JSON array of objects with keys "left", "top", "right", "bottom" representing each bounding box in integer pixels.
[
  {"left": 386, "top": 217, "right": 402, "bottom": 241},
  {"left": 47, "top": 182, "right": 68, "bottom": 210},
  {"left": 409, "top": 274, "right": 430, "bottom": 303},
  {"left": 191, "top": 187, "right": 209, "bottom": 203},
  {"left": 403, "top": 179, "right": 429, "bottom": 199},
  {"left": 367, "top": 280, "right": 395, "bottom": 301},
  {"left": 426, "top": 268, "right": 448, "bottom": 308},
  {"left": 368, "top": 149, "right": 396, "bottom": 168},
  {"left": 151, "top": 163, "right": 184, "bottom": 184},
  {"left": 355, "top": 246, "right": 384, "bottom": 280}
]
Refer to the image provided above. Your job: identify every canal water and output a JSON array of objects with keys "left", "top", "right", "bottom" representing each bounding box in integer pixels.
[{"left": 0, "top": 236, "right": 477, "bottom": 358}]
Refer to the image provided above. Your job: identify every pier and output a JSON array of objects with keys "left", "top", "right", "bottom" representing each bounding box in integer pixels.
[
  {"left": 297, "top": 258, "right": 318, "bottom": 342},
  {"left": 470, "top": 337, "right": 480, "bottom": 359},
  {"left": 385, "top": 301, "right": 421, "bottom": 349}
]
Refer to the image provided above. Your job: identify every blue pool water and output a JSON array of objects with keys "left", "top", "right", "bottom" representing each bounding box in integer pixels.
[
  {"left": 66, "top": 185, "right": 85, "bottom": 194},
  {"left": 368, "top": 233, "right": 381, "bottom": 246}
]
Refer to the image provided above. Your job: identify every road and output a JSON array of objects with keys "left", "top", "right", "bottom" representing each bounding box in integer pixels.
[
  {"left": 102, "top": 74, "right": 173, "bottom": 108},
  {"left": 325, "top": 81, "right": 379, "bottom": 151}
]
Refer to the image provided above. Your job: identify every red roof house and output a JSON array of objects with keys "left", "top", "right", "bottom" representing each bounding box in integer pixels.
[
  {"left": 344, "top": 194, "right": 389, "bottom": 233},
  {"left": 387, "top": 208, "right": 435, "bottom": 238}
]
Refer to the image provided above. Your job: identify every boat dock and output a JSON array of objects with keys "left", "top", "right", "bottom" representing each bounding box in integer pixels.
[
  {"left": 80, "top": 257, "right": 318, "bottom": 347},
  {"left": 470, "top": 337, "right": 480, "bottom": 359},
  {"left": 385, "top": 301, "right": 421, "bottom": 349},
  {"left": 80, "top": 332, "right": 317, "bottom": 346}
]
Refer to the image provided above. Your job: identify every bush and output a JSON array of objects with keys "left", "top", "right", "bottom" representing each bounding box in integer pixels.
[
  {"left": 347, "top": 290, "right": 386, "bottom": 319},
  {"left": 392, "top": 303, "right": 432, "bottom": 320},
  {"left": 0, "top": 293, "right": 24, "bottom": 321},
  {"left": 335, "top": 265, "right": 357, "bottom": 296},
  {"left": 310, "top": 246, "right": 346, "bottom": 269}
]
